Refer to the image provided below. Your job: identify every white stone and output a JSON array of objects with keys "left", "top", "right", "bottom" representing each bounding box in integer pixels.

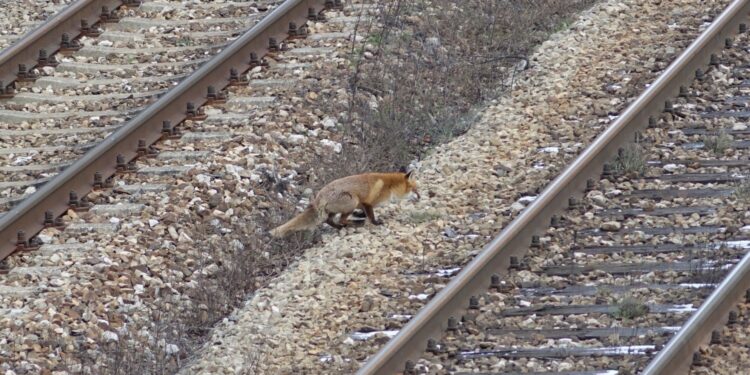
[
  {"left": 587, "top": 191, "right": 607, "bottom": 205},
  {"left": 605, "top": 189, "right": 622, "bottom": 197},
  {"left": 288, "top": 134, "right": 306, "bottom": 144},
  {"left": 204, "top": 264, "right": 219, "bottom": 276},
  {"left": 600, "top": 221, "right": 621, "bottom": 231},
  {"left": 196, "top": 174, "right": 212, "bottom": 184},
  {"left": 322, "top": 117, "right": 337, "bottom": 129},
  {"left": 166, "top": 344, "right": 180, "bottom": 355},
  {"left": 663, "top": 163, "right": 681, "bottom": 172},
  {"left": 320, "top": 139, "right": 342, "bottom": 153},
  {"left": 102, "top": 331, "right": 119, "bottom": 342}
]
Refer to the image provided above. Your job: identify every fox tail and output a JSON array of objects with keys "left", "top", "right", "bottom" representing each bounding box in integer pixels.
[{"left": 270, "top": 206, "right": 321, "bottom": 238}]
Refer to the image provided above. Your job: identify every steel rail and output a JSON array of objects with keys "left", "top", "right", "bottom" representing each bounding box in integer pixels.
[
  {"left": 357, "top": 0, "right": 750, "bottom": 373},
  {"left": 0, "top": 0, "right": 328, "bottom": 261},
  {"left": 643, "top": 249, "right": 750, "bottom": 374},
  {"left": 0, "top": 0, "right": 124, "bottom": 94}
]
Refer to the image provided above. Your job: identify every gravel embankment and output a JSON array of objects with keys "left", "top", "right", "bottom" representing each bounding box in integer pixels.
[{"left": 177, "top": 0, "right": 732, "bottom": 373}]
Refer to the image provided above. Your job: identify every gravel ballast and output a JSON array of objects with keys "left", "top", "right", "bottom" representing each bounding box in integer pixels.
[{"left": 178, "top": 0, "right": 733, "bottom": 373}]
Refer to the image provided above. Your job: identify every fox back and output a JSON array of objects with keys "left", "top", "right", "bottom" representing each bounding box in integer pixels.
[{"left": 314, "top": 172, "right": 418, "bottom": 207}]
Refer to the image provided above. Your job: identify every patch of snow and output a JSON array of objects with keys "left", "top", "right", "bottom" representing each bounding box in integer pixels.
[
  {"left": 662, "top": 163, "right": 680, "bottom": 172},
  {"left": 723, "top": 240, "right": 750, "bottom": 249},
  {"left": 665, "top": 304, "right": 696, "bottom": 313},
  {"left": 679, "top": 283, "right": 715, "bottom": 289},
  {"left": 350, "top": 330, "right": 399, "bottom": 341},
  {"left": 518, "top": 195, "right": 537, "bottom": 204},
  {"left": 434, "top": 268, "right": 460, "bottom": 277}
]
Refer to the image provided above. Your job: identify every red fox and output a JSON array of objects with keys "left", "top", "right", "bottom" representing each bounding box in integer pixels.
[{"left": 270, "top": 171, "right": 419, "bottom": 237}]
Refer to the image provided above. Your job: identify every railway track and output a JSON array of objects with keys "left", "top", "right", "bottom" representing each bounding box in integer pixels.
[
  {"left": 0, "top": 0, "right": 359, "bottom": 259},
  {"left": 357, "top": 0, "right": 750, "bottom": 374},
  {"left": 0, "top": 0, "right": 282, "bottom": 254},
  {"left": 0, "top": 0, "right": 371, "bottom": 371}
]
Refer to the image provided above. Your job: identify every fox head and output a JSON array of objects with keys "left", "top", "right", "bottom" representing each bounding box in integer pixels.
[{"left": 401, "top": 170, "right": 420, "bottom": 200}]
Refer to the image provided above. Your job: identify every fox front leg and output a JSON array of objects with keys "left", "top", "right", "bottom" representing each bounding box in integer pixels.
[{"left": 362, "top": 203, "right": 383, "bottom": 225}]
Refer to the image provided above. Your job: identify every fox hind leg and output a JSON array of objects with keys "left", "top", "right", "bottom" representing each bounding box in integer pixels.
[
  {"left": 325, "top": 213, "right": 343, "bottom": 229},
  {"left": 338, "top": 211, "right": 354, "bottom": 226},
  {"left": 322, "top": 192, "right": 359, "bottom": 229},
  {"left": 362, "top": 203, "right": 383, "bottom": 225}
]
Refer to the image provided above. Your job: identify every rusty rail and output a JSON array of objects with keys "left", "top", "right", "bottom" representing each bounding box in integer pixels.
[
  {"left": 356, "top": 0, "right": 750, "bottom": 374},
  {"left": 0, "top": 0, "right": 129, "bottom": 97},
  {"left": 0, "top": 0, "right": 330, "bottom": 261}
]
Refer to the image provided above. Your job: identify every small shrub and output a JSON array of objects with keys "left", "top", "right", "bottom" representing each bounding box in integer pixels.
[
  {"left": 703, "top": 130, "right": 733, "bottom": 155},
  {"left": 366, "top": 33, "right": 384, "bottom": 46},
  {"left": 734, "top": 180, "right": 750, "bottom": 203},
  {"left": 175, "top": 37, "right": 193, "bottom": 46},
  {"left": 555, "top": 20, "right": 572, "bottom": 33},
  {"left": 613, "top": 297, "right": 649, "bottom": 320},
  {"left": 614, "top": 143, "right": 646, "bottom": 175}
]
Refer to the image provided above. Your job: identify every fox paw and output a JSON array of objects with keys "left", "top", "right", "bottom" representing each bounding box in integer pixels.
[{"left": 326, "top": 221, "right": 343, "bottom": 229}]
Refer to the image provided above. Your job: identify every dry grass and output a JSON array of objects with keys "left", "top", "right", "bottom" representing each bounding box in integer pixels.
[
  {"left": 734, "top": 179, "right": 750, "bottom": 203},
  {"left": 703, "top": 130, "right": 733, "bottom": 155},
  {"left": 613, "top": 296, "right": 650, "bottom": 320},
  {"left": 614, "top": 143, "right": 646, "bottom": 176},
  {"left": 341, "top": 0, "right": 597, "bottom": 171}
]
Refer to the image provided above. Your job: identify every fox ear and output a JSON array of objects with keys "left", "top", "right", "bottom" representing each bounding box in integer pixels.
[
  {"left": 398, "top": 166, "right": 408, "bottom": 174},
  {"left": 405, "top": 170, "right": 412, "bottom": 179}
]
